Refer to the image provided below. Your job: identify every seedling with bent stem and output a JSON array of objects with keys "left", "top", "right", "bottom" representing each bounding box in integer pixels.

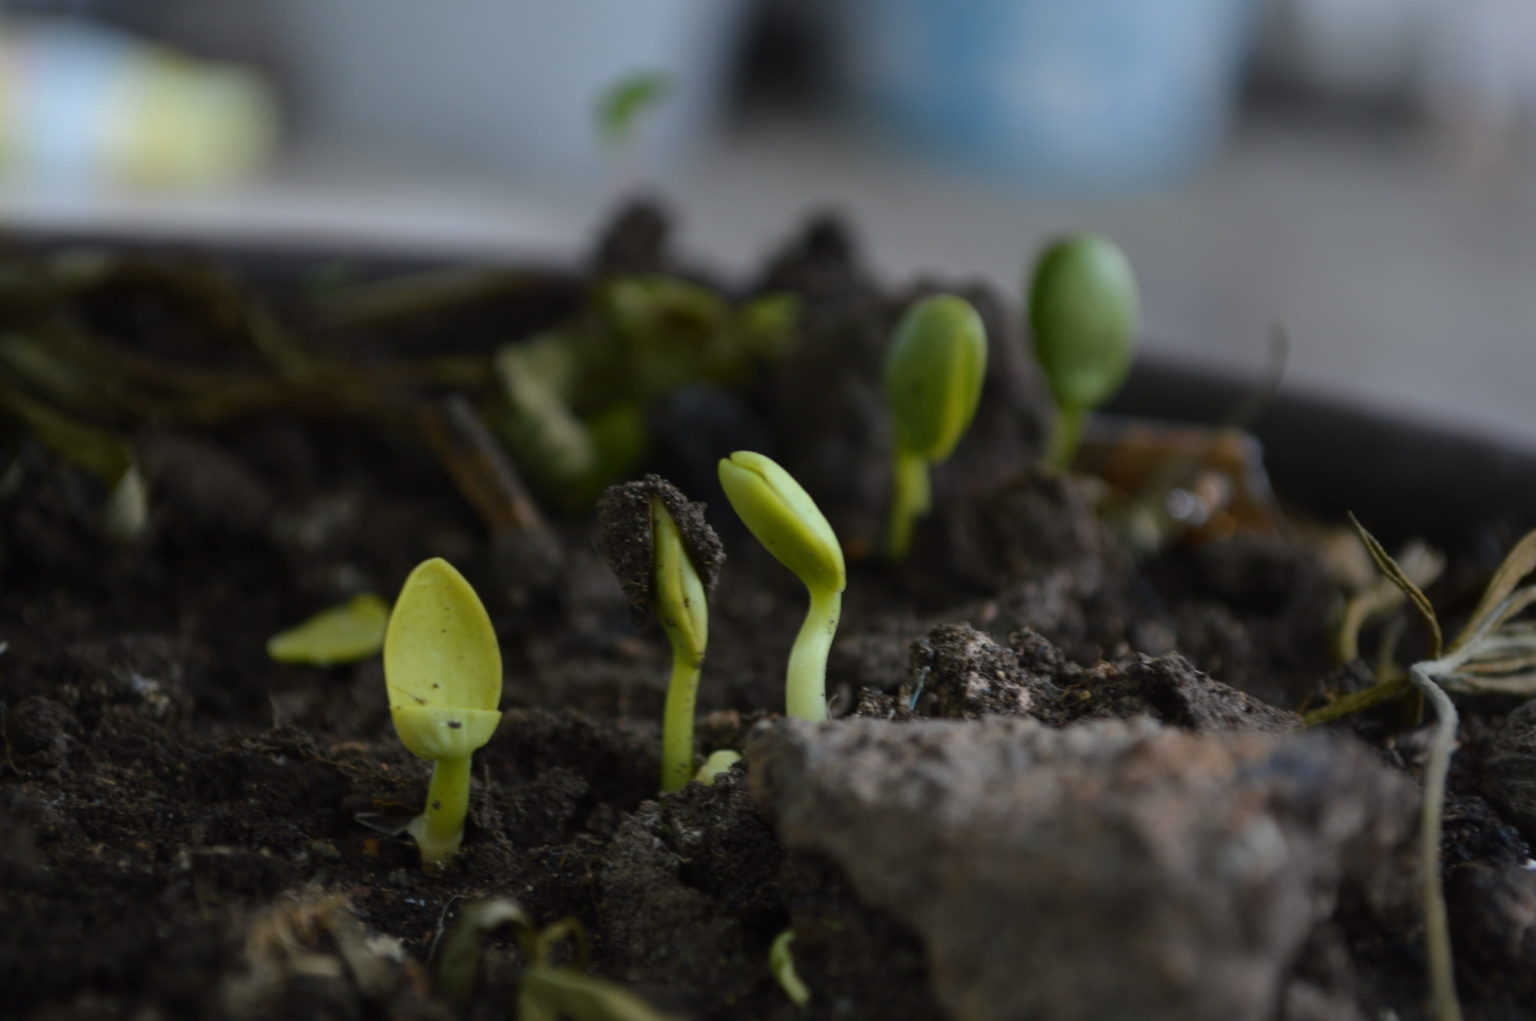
[
  {"left": 596, "top": 476, "right": 723, "bottom": 792},
  {"left": 718, "top": 451, "right": 845, "bottom": 721},
  {"left": 882, "top": 294, "right": 988, "bottom": 560},
  {"left": 769, "top": 928, "right": 810, "bottom": 1009},
  {"left": 383, "top": 557, "right": 503, "bottom": 869},
  {"left": 1027, "top": 234, "right": 1139, "bottom": 469},
  {"left": 1310, "top": 517, "right": 1536, "bottom": 1021},
  {"left": 695, "top": 749, "right": 742, "bottom": 785},
  {"left": 434, "top": 897, "right": 677, "bottom": 1018}
]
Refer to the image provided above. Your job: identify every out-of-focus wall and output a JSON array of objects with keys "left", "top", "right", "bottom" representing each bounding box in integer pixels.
[{"left": 270, "top": 0, "right": 750, "bottom": 183}]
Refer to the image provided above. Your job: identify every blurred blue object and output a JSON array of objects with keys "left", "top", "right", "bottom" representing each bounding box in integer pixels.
[{"left": 837, "top": 0, "right": 1261, "bottom": 188}]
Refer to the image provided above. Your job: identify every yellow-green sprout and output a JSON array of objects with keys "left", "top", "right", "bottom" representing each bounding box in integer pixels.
[
  {"left": 882, "top": 294, "right": 988, "bottom": 560},
  {"left": 769, "top": 929, "right": 810, "bottom": 1009},
  {"left": 596, "top": 70, "right": 672, "bottom": 149},
  {"left": 718, "top": 451, "right": 845, "bottom": 722},
  {"left": 652, "top": 499, "right": 708, "bottom": 792},
  {"left": 1027, "top": 234, "right": 1140, "bottom": 469},
  {"left": 383, "top": 558, "right": 503, "bottom": 869},
  {"left": 266, "top": 593, "right": 388, "bottom": 666},
  {"left": 596, "top": 477, "right": 724, "bottom": 793},
  {"left": 434, "top": 897, "right": 680, "bottom": 1019},
  {"left": 695, "top": 749, "right": 742, "bottom": 785}
]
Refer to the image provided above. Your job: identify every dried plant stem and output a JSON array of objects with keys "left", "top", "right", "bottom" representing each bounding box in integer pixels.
[
  {"left": 1302, "top": 676, "right": 1411, "bottom": 726},
  {"left": 1047, "top": 404, "right": 1086, "bottom": 470},
  {"left": 1407, "top": 661, "right": 1463, "bottom": 1021}
]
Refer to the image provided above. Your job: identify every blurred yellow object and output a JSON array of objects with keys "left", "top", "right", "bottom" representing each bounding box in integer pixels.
[
  {"left": 0, "top": 21, "right": 278, "bottom": 191},
  {"left": 112, "top": 50, "right": 277, "bottom": 188}
]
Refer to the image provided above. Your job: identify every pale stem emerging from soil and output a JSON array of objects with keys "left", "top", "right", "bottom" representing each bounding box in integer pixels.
[
  {"left": 1407, "top": 659, "right": 1464, "bottom": 1021},
  {"left": 411, "top": 755, "right": 473, "bottom": 868},
  {"left": 787, "top": 587, "right": 841, "bottom": 722}
]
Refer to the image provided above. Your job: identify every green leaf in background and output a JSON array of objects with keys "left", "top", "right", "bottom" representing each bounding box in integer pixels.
[
  {"left": 520, "top": 967, "right": 680, "bottom": 1021},
  {"left": 0, "top": 379, "right": 147, "bottom": 539},
  {"left": 597, "top": 71, "right": 673, "bottom": 147},
  {"left": 266, "top": 593, "right": 390, "bottom": 666}
]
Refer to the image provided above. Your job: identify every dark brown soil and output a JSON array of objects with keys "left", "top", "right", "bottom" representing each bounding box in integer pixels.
[{"left": 2, "top": 205, "right": 1533, "bottom": 1020}]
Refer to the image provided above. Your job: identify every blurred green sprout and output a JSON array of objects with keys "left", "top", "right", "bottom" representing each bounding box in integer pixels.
[
  {"left": 267, "top": 593, "right": 388, "bottom": 666},
  {"left": 1027, "top": 234, "right": 1139, "bottom": 469},
  {"left": 881, "top": 294, "right": 987, "bottom": 559},
  {"left": 596, "top": 71, "right": 673, "bottom": 149},
  {"left": 493, "top": 277, "right": 798, "bottom": 514},
  {"left": 695, "top": 749, "right": 741, "bottom": 785},
  {"left": 0, "top": 380, "right": 146, "bottom": 540},
  {"left": 769, "top": 929, "right": 810, "bottom": 1008},
  {"left": 434, "top": 898, "right": 678, "bottom": 1019}
]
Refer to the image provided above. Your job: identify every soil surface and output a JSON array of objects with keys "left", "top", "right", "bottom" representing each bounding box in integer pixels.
[{"left": 3, "top": 205, "right": 1536, "bottom": 1020}]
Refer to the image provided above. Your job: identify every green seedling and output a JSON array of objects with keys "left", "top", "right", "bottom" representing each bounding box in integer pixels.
[
  {"left": 492, "top": 277, "right": 798, "bottom": 514},
  {"left": 882, "top": 294, "right": 988, "bottom": 559},
  {"left": 521, "top": 967, "right": 678, "bottom": 1021},
  {"left": 695, "top": 749, "right": 741, "bottom": 785},
  {"left": 1027, "top": 234, "right": 1139, "bottom": 469},
  {"left": 0, "top": 377, "right": 146, "bottom": 540},
  {"left": 433, "top": 898, "right": 534, "bottom": 1006},
  {"left": 718, "top": 451, "right": 845, "bottom": 721},
  {"left": 433, "top": 897, "right": 677, "bottom": 1020},
  {"left": 383, "top": 558, "right": 503, "bottom": 869},
  {"left": 267, "top": 593, "right": 389, "bottom": 666},
  {"left": 769, "top": 929, "right": 810, "bottom": 1009},
  {"left": 596, "top": 476, "right": 724, "bottom": 792},
  {"left": 1309, "top": 519, "right": 1536, "bottom": 1021}
]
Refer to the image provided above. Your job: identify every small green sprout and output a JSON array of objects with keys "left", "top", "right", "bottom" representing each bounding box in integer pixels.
[
  {"left": 769, "top": 929, "right": 810, "bottom": 1009},
  {"left": 1027, "top": 234, "right": 1140, "bottom": 469},
  {"left": 266, "top": 593, "right": 388, "bottom": 666},
  {"left": 882, "top": 294, "right": 988, "bottom": 559},
  {"left": 695, "top": 749, "right": 742, "bottom": 785},
  {"left": 596, "top": 477, "right": 724, "bottom": 792},
  {"left": 434, "top": 898, "right": 678, "bottom": 1019},
  {"left": 434, "top": 898, "right": 534, "bottom": 1006},
  {"left": 520, "top": 966, "right": 679, "bottom": 1021},
  {"left": 383, "top": 558, "right": 503, "bottom": 869},
  {"left": 596, "top": 71, "right": 672, "bottom": 149},
  {"left": 717, "top": 451, "right": 845, "bottom": 722},
  {"left": 0, "top": 378, "right": 146, "bottom": 539}
]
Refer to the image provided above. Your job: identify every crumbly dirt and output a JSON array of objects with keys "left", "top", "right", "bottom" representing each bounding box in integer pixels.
[{"left": 2, "top": 205, "right": 1534, "bottom": 1020}]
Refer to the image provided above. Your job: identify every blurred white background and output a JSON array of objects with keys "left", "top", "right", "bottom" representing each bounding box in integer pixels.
[{"left": 3, "top": 0, "right": 1536, "bottom": 444}]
